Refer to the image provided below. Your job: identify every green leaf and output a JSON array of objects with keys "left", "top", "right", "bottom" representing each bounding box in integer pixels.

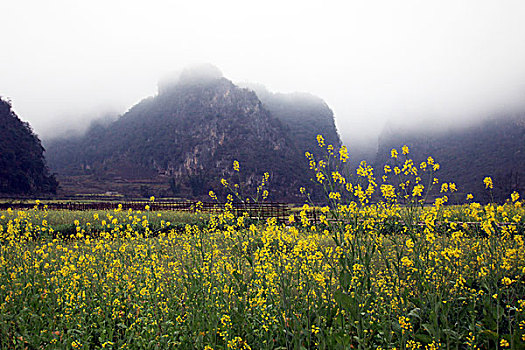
[
  {"left": 334, "top": 290, "right": 353, "bottom": 310},
  {"left": 339, "top": 270, "right": 352, "bottom": 290},
  {"left": 421, "top": 323, "right": 436, "bottom": 337},
  {"left": 480, "top": 329, "right": 499, "bottom": 341},
  {"left": 415, "top": 333, "right": 433, "bottom": 344},
  {"left": 408, "top": 307, "right": 422, "bottom": 320}
]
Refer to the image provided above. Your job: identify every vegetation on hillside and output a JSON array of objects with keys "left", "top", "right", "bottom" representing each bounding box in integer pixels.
[
  {"left": 240, "top": 83, "right": 341, "bottom": 157},
  {"left": 0, "top": 98, "right": 57, "bottom": 195},
  {"left": 376, "top": 116, "right": 525, "bottom": 203}
]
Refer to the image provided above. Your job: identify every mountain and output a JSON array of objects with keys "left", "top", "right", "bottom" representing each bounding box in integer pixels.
[
  {"left": 375, "top": 116, "right": 525, "bottom": 202},
  {"left": 239, "top": 83, "right": 341, "bottom": 157},
  {"left": 46, "top": 66, "right": 341, "bottom": 200},
  {"left": 0, "top": 98, "right": 58, "bottom": 195}
]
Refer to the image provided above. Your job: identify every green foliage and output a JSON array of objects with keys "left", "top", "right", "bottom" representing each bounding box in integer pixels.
[{"left": 0, "top": 98, "right": 57, "bottom": 195}]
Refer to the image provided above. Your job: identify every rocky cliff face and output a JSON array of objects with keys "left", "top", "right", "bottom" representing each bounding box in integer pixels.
[
  {"left": 47, "top": 68, "right": 331, "bottom": 200},
  {"left": 240, "top": 83, "right": 341, "bottom": 157},
  {"left": 0, "top": 98, "right": 57, "bottom": 195}
]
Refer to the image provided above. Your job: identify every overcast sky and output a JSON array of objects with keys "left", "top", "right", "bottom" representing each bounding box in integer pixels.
[{"left": 2, "top": 0, "right": 525, "bottom": 147}]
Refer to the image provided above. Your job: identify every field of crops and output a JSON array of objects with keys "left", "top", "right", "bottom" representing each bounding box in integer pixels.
[{"left": 1, "top": 142, "right": 524, "bottom": 349}]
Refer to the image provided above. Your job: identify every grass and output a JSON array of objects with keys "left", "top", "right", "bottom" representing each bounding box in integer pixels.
[{"left": 0, "top": 207, "right": 210, "bottom": 239}]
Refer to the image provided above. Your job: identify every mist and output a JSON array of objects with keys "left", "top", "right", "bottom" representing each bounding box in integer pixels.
[{"left": 1, "top": 0, "right": 525, "bottom": 151}]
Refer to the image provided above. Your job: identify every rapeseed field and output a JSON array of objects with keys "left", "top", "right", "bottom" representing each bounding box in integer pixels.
[{"left": 0, "top": 138, "right": 524, "bottom": 349}]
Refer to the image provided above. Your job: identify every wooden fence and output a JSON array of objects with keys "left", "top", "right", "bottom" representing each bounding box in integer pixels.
[
  {"left": 0, "top": 201, "right": 291, "bottom": 222},
  {"left": 2, "top": 202, "right": 521, "bottom": 231}
]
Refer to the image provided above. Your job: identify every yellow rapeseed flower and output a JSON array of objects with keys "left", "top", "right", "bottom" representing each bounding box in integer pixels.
[
  {"left": 339, "top": 145, "right": 349, "bottom": 162},
  {"left": 484, "top": 177, "right": 493, "bottom": 189},
  {"left": 412, "top": 184, "right": 424, "bottom": 197},
  {"left": 316, "top": 134, "right": 325, "bottom": 147},
  {"left": 391, "top": 148, "right": 398, "bottom": 159}
]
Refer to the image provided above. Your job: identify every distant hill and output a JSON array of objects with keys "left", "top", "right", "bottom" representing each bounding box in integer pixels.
[
  {"left": 239, "top": 83, "right": 341, "bottom": 156},
  {"left": 0, "top": 98, "right": 58, "bottom": 195},
  {"left": 46, "top": 66, "right": 341, "bottom": 200},
  {"left": 375, "top": 116, "right": 525, "bottom": 202}
]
